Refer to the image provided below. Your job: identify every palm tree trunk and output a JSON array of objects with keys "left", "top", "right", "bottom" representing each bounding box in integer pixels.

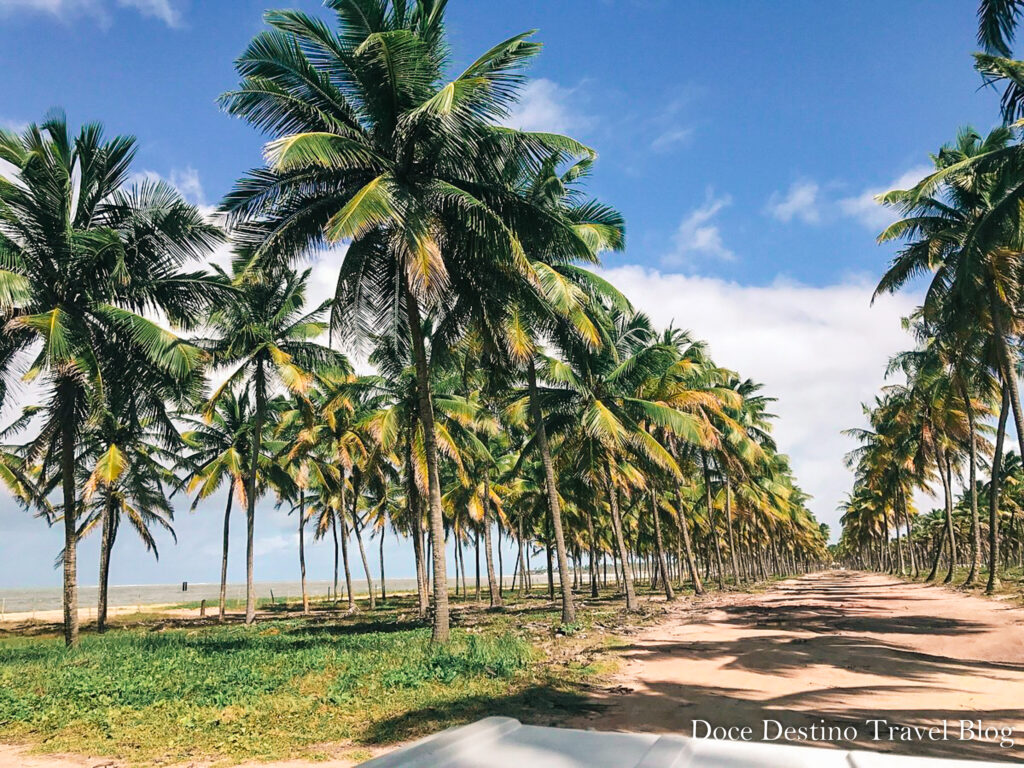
[
  {"left": 587, "top": 507, "right": 599, "bottom": 598},
  {"left": 725, "top": 475, "right": 740, "bottom": 585},
  {"left": 219, "top": 488, "right": 233, "bottom": 620},
  {"left": 458, "top": 532, "right": 468, "bottom": 601},
  {"left": 896, "top": 484, "right": 916, "bottom": 577},
  {"left": 299, "top": 495, "right": 309, "bottom": 615},
  {"left": 936, "top": 446, "right": 957, "bottom": 583},
  {"left": 60, "top": 401, "right": 79, "bottom": 647},
  {"left": 606, "top": 469, "right": 637, "bottom": 611},
  {"left": 331, "top": 514, "right": 340, "bottom": 602},
  {"left": 405, "top": 288, "right": 450, "bottom": 642},
  {"left": 544, "top": 517, "right": 554, "bottom": 601},
  {"left": 339, "top": 492, "right": 355, "bottom": 612},
  {"left": 675, "top": 484, "right": 704, "bottom": 595},
  {"left": 475, "top": 528, "right": 481, "bottom": 602},
  {"left": 960, "top": 379, "right": 981, "bottom": 587},
  {"left": 352, "top": 511, "right": 376, "bottom": 611},
  {"left": 988, "top": 282, "right": 1024, "bottom": 464},
  {"left": 926, "top": 526, "right": 946, "bottom": 581},
  {"left": 97, "top": 496, "right": 115, "bottom": 633},
  {"left": 244, "top": 362, "right": 266, "bottom": 625},
  {"left": 701, "top": 451, "right": 725, "bottom": 589},
  {"left": 988, "top": 383, "right": 1010, "bottom": 593},
  {"left": 527, "top": 360, "right": 575, "bottom": 624},
  {"left": 482, "top": 474, "right": 502, "bottom": 608},
  {"left": 411, "top": 514, "right": 427, "bottom": 618},
  {"left": 650, "top": 490, "right": 674, "bottom": 601},
  {"left": 516, "top": 518, "right": 526, "bottom": 596},
  {"left": 379, "top": 525, "right": 387, "bottom": 603},
  {"left": 497, "top": 523, "right": 503, "bottom": 597},
  {"left": 405, "top": 422, "right": 428, "bottom": 617},
  {"left": 892, "top": 508, "right": 906, "bottom": 575}
]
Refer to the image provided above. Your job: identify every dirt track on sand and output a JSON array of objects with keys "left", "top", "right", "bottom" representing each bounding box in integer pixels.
[
  {"left": 5, "top": 570, "right": 1024, "bottom": 765},
  {"left": 570, "top": 570, "right": 1024, "bottom": 762}
]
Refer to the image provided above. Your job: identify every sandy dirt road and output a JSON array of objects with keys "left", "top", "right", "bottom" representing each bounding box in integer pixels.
[
  {"left": 5, "top": 570, "right": 1024, "bottom": 766},
  {"left": 571, "top": 570, "right": 1024, "bottom": 762}
]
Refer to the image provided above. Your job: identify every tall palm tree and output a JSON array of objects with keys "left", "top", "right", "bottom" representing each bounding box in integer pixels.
[
  {"left": 221, "top": 0, "right": 597, "bottom": 642},
  {"left": 878, "top": 128, "right": 1024, "bottom": 468},
  {"left": 75, "top": 348, "right": 197, "bottom": 632},
  {"left": 468, "top": 156, "right": 626, "bottom": 624},
  {"left": 0, "top": 116, "right": 221, "bottom": 645},
  {"left": 202, "top": 263, "right": 342, "bottom": 624},
  {"left": 179, "top": 387, "right": 258, "bottom": 621}
]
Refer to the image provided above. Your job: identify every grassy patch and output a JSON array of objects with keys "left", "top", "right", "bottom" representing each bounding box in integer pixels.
[
  {"left": 902, "top": 564, "right": 1024, "bottom": 604},
  {"left": 0, "top": 593, "right": 625, "bottom": 765}
]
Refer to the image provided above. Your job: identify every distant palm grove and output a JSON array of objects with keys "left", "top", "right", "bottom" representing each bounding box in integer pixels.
[
  {"left": 0, "top": 0, "right": 827, "bottom": 648},
  {"left": 838, "top": 1, "right": 1024, "bottom": 591}
]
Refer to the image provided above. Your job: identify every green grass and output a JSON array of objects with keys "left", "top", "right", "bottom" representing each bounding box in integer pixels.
[
  {"left": 903, "top": 563, "right": 1024, "bottom": 602},
  {"left": 0, "top": 593, "right": 626, "bottom": 766}
]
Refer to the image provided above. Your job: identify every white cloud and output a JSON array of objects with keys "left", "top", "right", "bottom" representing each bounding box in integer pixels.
[
  {"left": 0, "top": 0, "right": 183, "bottom": 26},
  {"left": 650, "top": 127, "right": 694, "bottom": 153},
  {"left": 0, "top": 118, "right": 28, "bottom": 134},
  {"left": 116, "top": 0, "right": 179, "bottom": 27},
  {"left": 667, "top": 191, "right": 735, "bottom": 264},
  {"left": 168, "top": 167, "right": 204, "bottom": 205},
  {"left": 597, "top": 265, "right": 920, "bottom": 537},
  {"left": 765, "top": 180, "right": 821, "bottom": 224},
  {"left": 838, "top": 165, "right": 932, "bottom": 231},
  {"left": 504, "top": 79, "right": 590, "bottom": 135}
]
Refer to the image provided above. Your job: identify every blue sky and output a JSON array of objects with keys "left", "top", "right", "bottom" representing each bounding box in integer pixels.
[{"left": 0, "top": 0, "right": 1002, "bottom": 589}]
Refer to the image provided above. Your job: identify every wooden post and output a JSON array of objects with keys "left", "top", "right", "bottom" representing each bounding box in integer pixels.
[{"left": 199, "top": 599, "right": 206, "bottom": 618}]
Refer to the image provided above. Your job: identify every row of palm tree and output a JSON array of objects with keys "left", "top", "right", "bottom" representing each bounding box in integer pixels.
[
  {"left": 0, "top": 0, "right": 826, "bottom": 648},
  {"left": 839, "top": 1, "right": 1024, "bottom": 587}
]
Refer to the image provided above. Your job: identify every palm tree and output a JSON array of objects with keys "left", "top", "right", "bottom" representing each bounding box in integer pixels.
[
  {"left": 532, "top": 305, "right": 707, "bottom": 610},
  {"left": 202, "top": 263, "right": 341, "bottom": 624},
  {"left": 75, "top": 349, "right": 197, "bottom": 632},
  {"left": 0, "top": 115, "right": 221, "bottom": 645},
  {"left": 179, "top": 388, "right": 258, "bottom": 621},
  {"left": 78, "top": 433, "right": 179, "bottom": 632},
  {"left": 482, "top": 157, "right": 625, "bottom": 624},
  {"left": 878, "top": 128, "right": 1024, "bottom": 469},
  {"left": 975, "top": 0, "right": 1024, "bottom": 121},
  {"left": 221, "top": 0, "right": 597, "bottom": 643}
]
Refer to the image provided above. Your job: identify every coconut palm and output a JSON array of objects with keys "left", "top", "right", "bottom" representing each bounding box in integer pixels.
[
  {"left": 201, "top": 262, "right": 342, "bottom": 624},
  {"left": 976, "top": 0, "right": 1024, "bottom": 121},
  {"left": 179, "top": 387, "right": 258, "bottom": 620},
  {"left": 73, "top": 347, "right": 199, "bottom": 632},
  {"left": 77, "top": 432, "right": 179, "bottom": 632},
  {"left": 0, "top": 115, "right": 221, "bottom": 645},
  {"left": 529, "top": 305, "right": 709, "bottom": 610},
  {"left": 221, "top": 0, "right": 599, "bottom": 642}
]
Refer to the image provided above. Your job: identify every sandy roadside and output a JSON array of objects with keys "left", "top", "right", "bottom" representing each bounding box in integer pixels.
[{"left": 570, "top": 571, "right": 1024, "bottom": 762}]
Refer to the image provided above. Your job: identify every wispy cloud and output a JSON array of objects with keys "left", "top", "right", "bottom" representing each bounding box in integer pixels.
[
  {"left": 838, "top": 166, "right": 932, "bottom": 231},
  {"left": 667, "top": 191, "right": 735, "bottom": 264},
  {"left": 0, "top": 118, "right": 29, "bottom": 133},
  {"left": 0, "top": 0, "right": 184, "bottom": 27},
  {"left": 116, "top": 0, "right": 181, "bottom": 27},
  {"left": 765, "top": 180, "right": 821, "bottom": 224},
  {"left": 504, "top": 78, "right": 592, "bottom": 135},
  {"left": 650, "top": 127, "right": 694, "bottom": 153}
]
